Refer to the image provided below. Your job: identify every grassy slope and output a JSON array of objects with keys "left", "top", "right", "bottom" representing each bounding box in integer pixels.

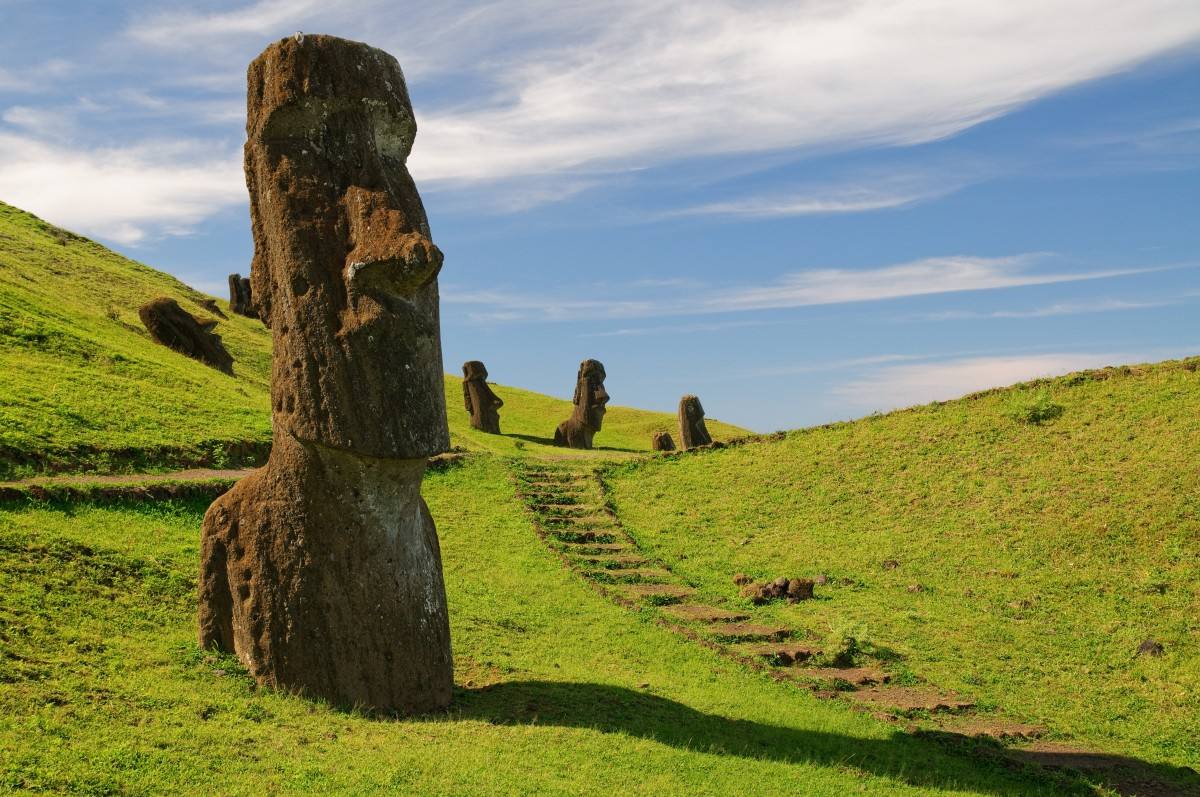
[
  {"left": 606, "top": 359, "right": 1200, "bottom": 770},
  {"left": 0, "top": 200, "right": 742, "bottom": 478},
  {"left": 0, "top": 458, "right": 1070, "bottom": 795}
]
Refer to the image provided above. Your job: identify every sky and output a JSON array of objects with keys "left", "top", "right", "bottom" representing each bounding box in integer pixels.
[{"left": 0, "top": 1, "right": 1198, "bottom": 432}]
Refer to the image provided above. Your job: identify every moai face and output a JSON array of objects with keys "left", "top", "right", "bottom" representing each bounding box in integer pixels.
[
  {"left": 683, "top": 395, "right": 704, "bottom": 425},
  {"left": 578, "top": 359, "right": 610, "bottom": 430},
  {"left": 244, "top": 35, "right": 448, "bottom": 459},
  {"left": 463, "top": 360, "right": 488, "bottom": 381}
]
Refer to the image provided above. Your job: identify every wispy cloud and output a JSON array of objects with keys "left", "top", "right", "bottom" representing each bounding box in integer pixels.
[
  {"left": 917, "top": 297, "right": 1179, "bottom": 321},
  {"left": 666, "top": 169, "right": 977, "bottom": 219},
  {"left": 580, "top": 319, "right": 774, "bottom": 338},
  {"left": 445, "top": 254, "right": 1155, "bottom": 322},
  {"left": 0, "top": 132, "right": 244, "bottom": 244}
]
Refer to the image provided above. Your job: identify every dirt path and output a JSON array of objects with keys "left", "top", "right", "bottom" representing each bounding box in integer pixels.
[{"left": 0, "top": 468, "right": 253, "bottom": 488}]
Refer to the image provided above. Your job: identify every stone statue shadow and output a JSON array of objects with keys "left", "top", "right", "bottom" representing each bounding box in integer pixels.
[
  {"left": 503, "top": 432, "right": 640, "bottom": 453},
  {"left": 448, "top": 680, "right": 1085, "bottom": 795}
]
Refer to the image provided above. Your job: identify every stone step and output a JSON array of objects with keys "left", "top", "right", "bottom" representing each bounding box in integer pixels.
[
  {"left": 788, "top": 667, "right": 889, "bottom": 687},
  {"left": 846, "top": 686, "right": 974, "bottom": 715},
  {"left": 577, "top": 554, "right": 649, "bottom": 568},
  {"left": 551, "top": 530, "right": 619, "bottom": 544},
  {"left": 739, "top": 642, "right": 822, "bottom": 665},
  {"left": 618, "top": 584, "right": 696, "bottom": 603},
  {"left": 594, "top": 567, "right": 672, "bottom": 583},
  {"left": 938, "top": 718, "right": 1047, "bottom": 741},
  {"left": 561, "top": 541, "right": 630, "bottom": 552},
  {"left": 706, "top": 623, "right": 791, "bottom": 642},
  {"left": 662, "top": 605, "right": 751, "bottom": 623}
]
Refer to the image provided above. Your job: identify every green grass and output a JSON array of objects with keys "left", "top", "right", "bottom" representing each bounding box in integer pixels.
[
  {"left": 0, "top": 200, "right": 743, "bottom": 479},
  {"left": 0, "top": 457, "right": 1077, "bottom": 795},
  {"left": 605, "top": 358, "right": 1200, "bottom": 772}
]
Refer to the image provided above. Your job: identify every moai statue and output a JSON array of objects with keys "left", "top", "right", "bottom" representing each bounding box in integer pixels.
[
  {"left": 462, "top": 360, "right": 503, "bottom": 434},
  {"left": 138, "top": 296, "right": 233, "bottom": 374},
  {"left": 554, "top": 359, "right": 609, "bottom": 449},
  {"left": 678, "top": 394, "right": 713, "bottom": 449},
  {"left": 198, "top": 34, "right": 452, "bottom": 714},
  {"left": 651, "top": 431, "right": 675, "bottom": 451},
  {"left": 228, "top": 273, "right": 254, "bottom": 317}
]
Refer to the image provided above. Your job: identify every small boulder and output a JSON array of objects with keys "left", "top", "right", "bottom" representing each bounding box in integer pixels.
[
  {"left": 1136, "top": 639, "right": 1164, "bottom": 657},
  {"left": 881, "top": 559, "right": 900, "bottom": 570}
]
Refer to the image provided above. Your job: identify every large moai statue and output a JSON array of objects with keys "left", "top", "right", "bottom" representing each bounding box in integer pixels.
[
  {"left": 678, "top": 394, "right": 713, "bottom": 449},
  {"left": 228, "top": 273, "right": 254, "bottom": 317},
  {"left": 462, "top": 360, "right": 503, "bottom": 434},
  {"left": 197, "top": 34, "right": 453, "bottom": 714},
  {"left": 138, "top": 296, "right": 234, "bottom": 374},
  {"left": 554, "top": 359, "right": 609, "bottom": 449}
]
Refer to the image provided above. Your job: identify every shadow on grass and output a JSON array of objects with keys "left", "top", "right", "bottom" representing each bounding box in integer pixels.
[
  {"left": 450, "top": 680, "right": 1126, "bottom": 796},
  {"left": 503, "top": 433, "right": 641, "bottom": 454}
]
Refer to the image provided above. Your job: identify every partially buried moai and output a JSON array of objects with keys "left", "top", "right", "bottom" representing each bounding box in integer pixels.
[
  {"left": 651, "top": 431, "right": 675, "bottom": 452},
  {"left": 678, "top": 394, "right": 713, "bottom": 449},
  {"left": 197, "top": 34, "right": 452, "bottom": 714},
  {"left": 462, "top": 360, "right": 503, "bottom": 434},
  {"left": 554, "top": 359, "right": 609, "bottom": 449}
]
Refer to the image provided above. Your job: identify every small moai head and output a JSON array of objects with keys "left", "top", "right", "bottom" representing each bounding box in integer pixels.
[
  {"left": 462, "top": 360, "right": 488, "bottom": 381},
  {"left": 573, "top": 358, "right": 609, "bottom": 431},
  {"left": 244, "top": 34, "right": 448, "bottom": 459},
  {"left": 652, "top": 431, "right": 675, "bottom": 451}
]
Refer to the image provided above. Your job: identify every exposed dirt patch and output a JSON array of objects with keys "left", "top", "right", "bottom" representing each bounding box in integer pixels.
[
  {"left": 848, "top": 686, "right": 974, "bottom": 714},
  {"left": 662, "top": 605, "right": 751, "bottom": 623},
  {"left": 739, "top": 643, "right": 822, "bottom": 665},
  {"left": 617, "top": 584, "right": 695, "bottom": 602},
  {"left": 706, "top": 623, "right": 791, "bottom": 641},
  {"left": 936, "top": 718, "right": 1047, "bottom": 740},
  {"left": 790, "top": 667, "right": 889, "bottom": 686}
]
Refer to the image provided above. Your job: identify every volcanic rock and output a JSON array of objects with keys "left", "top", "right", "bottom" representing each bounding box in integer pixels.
[
  {"left": 554, "top": 359, "right": 609, "bottom": 449},
  {"left": 138, "top": 296, "right": 233, "bottom": 373},
  {"left": 198, "top": 34, "right": 452, "bottom": 714},
  {"left": 678, "top": 394, "right": 713, "bottom": 449},
  {"left": 462, "top": 360, "right": 503, "bottom": 434}
]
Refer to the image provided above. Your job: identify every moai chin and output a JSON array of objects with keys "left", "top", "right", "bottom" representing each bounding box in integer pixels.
[
  {"left": 678, "top": 394, "right": 713, "bottom": 450},
  {"left": 554, "top": 359, "right": 609, "bottom": 449},
  {"left": 197, "top": 34, "right": 452, "bottom": 714},
  {"left": 462, "top": 360, "right": 503, "bottom": 434}
]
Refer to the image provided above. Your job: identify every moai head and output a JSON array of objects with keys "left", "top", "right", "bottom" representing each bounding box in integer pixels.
[
  {"left": 244, "top": 34, "right": 448, "bottom": 459},
  {"left": 573, "top": 359, "right": 610, "bottom": 431},
  {"left": 462, "top": 360, "right": 488, "bottom": 382},
  {"left": 678, "top": 393, "right": 712, "bottom": 448}
]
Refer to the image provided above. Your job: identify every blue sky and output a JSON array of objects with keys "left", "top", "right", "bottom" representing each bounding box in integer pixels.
[{"left": 1, "top": 1, "right": 1197, "bottom": 432}]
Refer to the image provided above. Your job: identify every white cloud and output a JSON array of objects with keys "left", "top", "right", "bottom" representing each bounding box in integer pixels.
[
  {"left": 445, "top": 254, "right": 1153, "bottom": 322},
  {"left": 0, "top": 132, "right": 244, "bottom": 244},
  {"left": 833, "top": 351, "right": 1161, "bottom": 410},
  {"left": 920, "top": 297, "right": 1179, "bottom": 321},
  {"left": 117, "top": 1, "right": 1200, "bottom": 190},
  {"left": 406, "top": 1, "right": 1200, "bottom": 184}
]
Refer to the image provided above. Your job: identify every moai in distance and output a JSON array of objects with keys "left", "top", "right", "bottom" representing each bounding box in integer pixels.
[
  {"left": 228, "top": 273, "right": 254, "bottom": 317},
  {"left": 678, "top": 394, "right": 713, "bottom": 449},
  {"left": 554, "top": 359, "right": 609, "bottom": 449},
  {"left": 198, "top": 34, "right": 453, "bottom": 714},
  {"left": 651, "top": 431, "right": 675, "bottom": 451},
  {"left": 462, "top": 360, "right": 503, "bottom": 434}
]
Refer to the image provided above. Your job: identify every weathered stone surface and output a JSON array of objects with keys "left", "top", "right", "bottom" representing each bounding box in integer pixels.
[
  {"left": 554, "top": 359, "right": 609, "bottom": 449},
  {"left": 228, "top": 273, "right": 254, "bottom": 317},
  {"left": 198, "top": 34, "right": 452, "bottom": 714},
  {"left": 651, "top": 431, "right": 675, "bottom": 451},
  {"left": 737, "top": 575, "right": 815, "bottom": 604},
  {"left": 138, "top": 296, "right": 233, "bottom": 373},
  {"left": 678, "top": 394, "right": 713, "bottom": 449},
  {"left": 462, "top": 360, "right": 503, "bottom": 434},
  {"left": 199, "top": 298, "right": 227, "bottom": 319}
]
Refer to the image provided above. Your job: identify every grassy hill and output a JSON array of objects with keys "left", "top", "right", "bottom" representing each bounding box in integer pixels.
[
  {"left": 604, "top": 358, "right": 1200, "bottom": 772},
  {"left": 0, "top": 200, "right": 742, "bottom": 479},
  {"left": 3, "top": 198, "right": 1198, "bottom": 793}
]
